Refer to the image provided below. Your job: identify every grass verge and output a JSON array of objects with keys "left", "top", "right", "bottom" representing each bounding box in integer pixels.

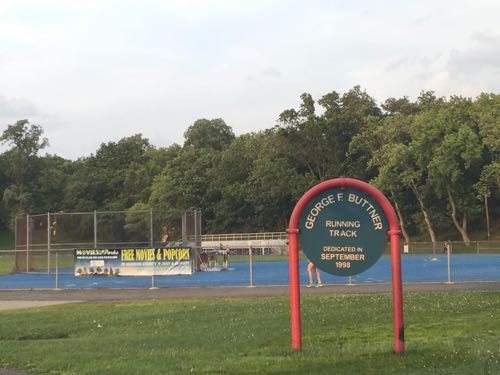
[
  {"left": 0, "top": 291, "right": 499, "bottom": 374},
  {"left": 0, "top": 251, "right": 15, "bottom": 275}
]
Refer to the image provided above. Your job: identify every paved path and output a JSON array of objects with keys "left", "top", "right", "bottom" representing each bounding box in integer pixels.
[
  {"left": 0, "top": 370, "right": 30, "bottom": 375},
  {"left": 1, "top": 281, "right": 500, "bottom": 307}
]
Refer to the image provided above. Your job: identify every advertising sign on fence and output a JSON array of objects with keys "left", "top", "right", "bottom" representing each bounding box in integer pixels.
[{"left": 74, "top": 247, "right": 192, "bottom": 276}]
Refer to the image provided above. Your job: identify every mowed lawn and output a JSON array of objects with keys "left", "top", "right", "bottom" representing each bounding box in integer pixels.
[{"left": 0, "top": 291, "right": 499, "bottom": 374}]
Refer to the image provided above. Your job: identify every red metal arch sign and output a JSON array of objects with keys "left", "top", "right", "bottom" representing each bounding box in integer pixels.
[{"left": 287, "top": 177, "right": 405, "bottom": 353}]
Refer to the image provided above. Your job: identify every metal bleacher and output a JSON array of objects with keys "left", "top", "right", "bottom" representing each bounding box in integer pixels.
[{"left": 201, "top": 232, "right": 288, "bottom": 254}]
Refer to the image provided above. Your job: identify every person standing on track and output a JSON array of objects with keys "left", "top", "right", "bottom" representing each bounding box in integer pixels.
[{"left": 306, "top": 260, "right": 323, "bottom": 287}]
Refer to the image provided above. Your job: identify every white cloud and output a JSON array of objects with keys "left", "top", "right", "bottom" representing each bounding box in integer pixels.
[
  {"left": 0, "top": 1, "right": 499, "bottom": 159},
  {"left": 448, "top": 33, "right": 500, "bottom": 76},
  {"left": 0, "top": 96, "right": 39, "bottom": 118}
]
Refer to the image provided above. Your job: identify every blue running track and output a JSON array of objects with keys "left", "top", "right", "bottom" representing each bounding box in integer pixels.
[{"left": 1, "top": 254, "right": 499, "bottom": 289}]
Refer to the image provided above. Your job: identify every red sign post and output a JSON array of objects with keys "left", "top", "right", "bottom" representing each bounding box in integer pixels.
[{"left": 287, "top": 177, "right": 405, "bottom": 353}]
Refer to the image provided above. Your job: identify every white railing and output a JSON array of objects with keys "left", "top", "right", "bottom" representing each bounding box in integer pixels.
[{"left": 202, "top": 232, "right": 287, "bottom": 242}]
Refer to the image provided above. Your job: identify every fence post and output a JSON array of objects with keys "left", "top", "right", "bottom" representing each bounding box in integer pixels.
[
  {"left": 55, "top": 252, "right": 60, "bottom": 290},
  {"left": 26, "top": 214, "right": 29, "bottom": 273},
  {"left": 150, "top": 273, "right": 158, "bottom": 289},
  {"left": 431, "top": 241, "right": 437, "bottom": 260},
  {"left": 149, "top": 211, "right": 158, "bottom": 289},
  {"left": 249, "top": 246, "right": 254, "bottom": 287},
  {"left": 150, "top": 209, "right": 154, "bottom": 247},
  {"left": 446, "top": 242, "right": 452, "bottom": 284},
  {"left": 94, "top": 210, "right": 97, "bottom": 249},
  {"left": 47, "top": 212, "right": 51, "bottom": 275}
]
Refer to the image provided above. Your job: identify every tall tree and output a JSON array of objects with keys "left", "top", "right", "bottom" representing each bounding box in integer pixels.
[
  {"left": 277, "top": 87, "right": 382, "bottom": 182},
  {"left": 416, "top": 98, "right": 483, "bottom": 245},
  {"left": 472, "top": 93, "right": 500, "bottom": 238},
  {"left": 0, "top": 163, "right": 9, "bottom": 229},
  {"left": 277, "top": 93, "right": 332, "bottom": 181},
  {"left": 149, "top": 146, "right": 220, "bottom": 234},
  {"left": 63, "top": 134, "right": 155, "bottom": 211},
  {"left": 0, "top": 120, "right": 49, "bottom": 224},
  {"left": 183, "top": 118, "right": 235, "bottom": 151},
  {"left": 361, "top": 114, "right": 415, "bottom": 243},
  {"left": 208, "top": 133, "right": 260, "bottom": 232},
  {"left": 356, "top": 101, "right": 440, "bottom": 243},
  {"left": 245, "top": 130, "right": 310, "bottom": 231},
  {"left": 32, "top": 154, "right": 72, "bottom": 213},
  {"left": 0, "top": 119, "right": 48, "bottom": 159},
  {"left": 382, "top": 96, "right": 418, "bottom": 115}
]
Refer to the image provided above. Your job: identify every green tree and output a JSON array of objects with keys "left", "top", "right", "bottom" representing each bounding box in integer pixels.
[
  {"left": 0, "top": 163, "right": 9, "bottom": 229},
  {"left": 356, "top": 101, "right": 440, "bottom": 243},
  {"left": 0, "top": 119, "right": 48, "bottom": 159},
  {"left": 381, "top": 96, "right": 418, "bottom": 115},
  {"left": 208, "top": 133, "right": 260, "bottom": 232},
  {"left": 32, "top": 155, "right": 72, "bottom": 213},
  {"left": 183, "top": 118, "right": 235, "bottom": 151},
  {"left": 361, "top": 114, "right": 415, "bottom": 243},
  {"left": 277, "top": 93, "right": 332, "bottom": 180},
  {"left": 472, "top": 93, "right": 500, "bottom": 238},
  {"left": 63, "top": 134, "right": 156, "bottom": 211},
  {"left": 416, "top": 98, "right": 483, "bottom": 245},
  {"left": 246, "top": 130, "right": 310, "bottom": 231},
  {"left": 277, "top": 87, "right": 382, "bottom": 182},
  {"left": 415, "top": 90, "right": 446, "bottom": 111},
  {"left": 0, "top": 120, "right": 49, "bottom": 224},
  {"left": 149, "top": 146, "right": 220, "bottom": 234}
]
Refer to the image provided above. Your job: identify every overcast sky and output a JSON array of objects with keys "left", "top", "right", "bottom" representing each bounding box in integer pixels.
[{"left": 1, "top": 0, "right": 499, "bottom": 160}]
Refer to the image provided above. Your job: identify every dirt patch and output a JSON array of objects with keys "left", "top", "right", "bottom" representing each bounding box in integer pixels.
[
  {"left": 0, "top": 300, "right": 81, "bottom": 311},
  {"left": 0, "top": 281, "right": 499, "bottom": 305},
  {"left": 0, "top": 369, "right": 30, "bottom": 375}
]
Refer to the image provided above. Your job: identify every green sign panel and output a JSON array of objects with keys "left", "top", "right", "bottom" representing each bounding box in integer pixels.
[{"left": 299, "top": 187, "right": 388, "bottom": 276}]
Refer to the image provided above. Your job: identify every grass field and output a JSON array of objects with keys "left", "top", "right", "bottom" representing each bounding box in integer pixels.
[
  {"left": 0, "top": 230, "right": 15, "bottom": 275},
  {"left": 0, "top": 291, "right": 499, "bottom": 374},
  {"left": 0, "top": 252, "right": 15, "bottom": 274}
]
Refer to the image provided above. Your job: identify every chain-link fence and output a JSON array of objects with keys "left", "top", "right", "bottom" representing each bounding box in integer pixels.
[
  {"left": 14, "top": 210, "right": 182, "bottom": 273},
  {"left": 401, "top": 240, "right": 500, "bottom": 255},
  {"left": 3, "top": 217, "right": 500, "bottom": 287},
  {"left": 1, "top": 246, "right": 500, "bottom": 289}
]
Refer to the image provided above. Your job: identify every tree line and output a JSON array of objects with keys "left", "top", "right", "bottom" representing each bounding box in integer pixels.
[{"left": 0, "top": 86, "right": 498, "bottom": 244}]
